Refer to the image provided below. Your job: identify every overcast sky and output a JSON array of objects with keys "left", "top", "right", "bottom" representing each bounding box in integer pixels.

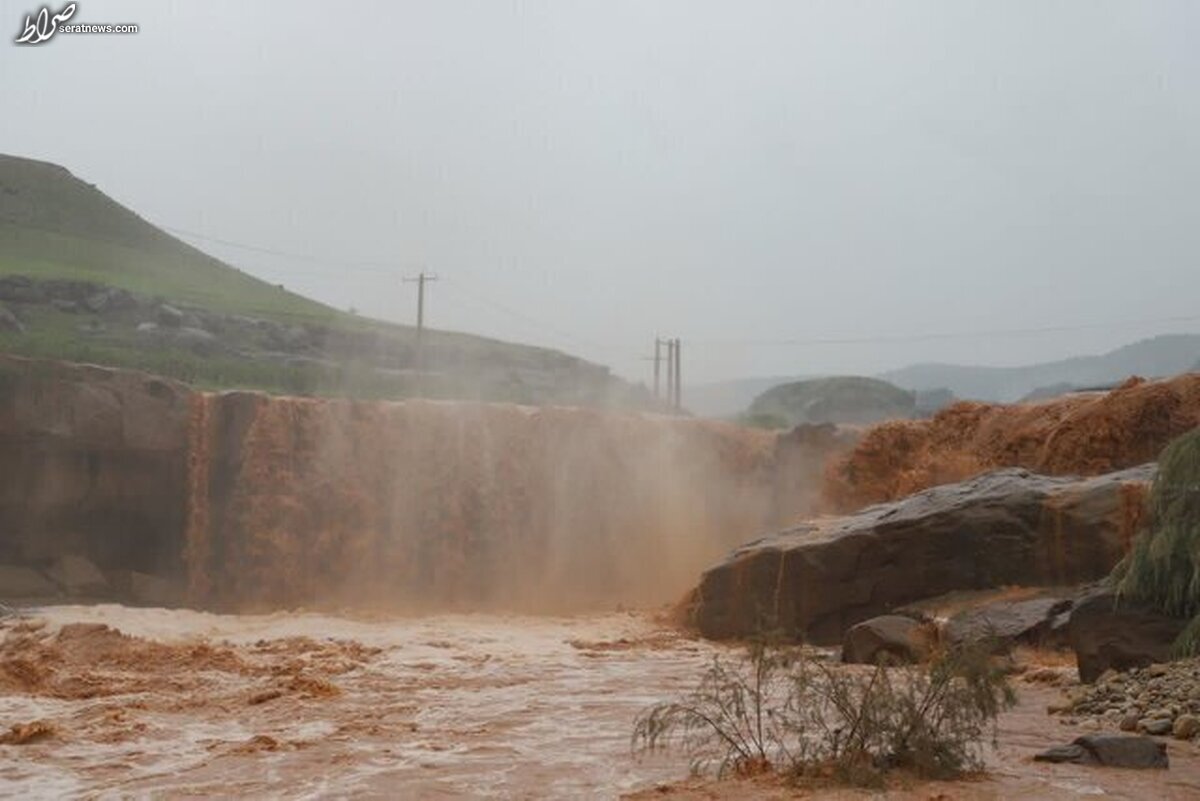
[{"left": 2, "top": 1, "right": 1198, "bottom": 383}]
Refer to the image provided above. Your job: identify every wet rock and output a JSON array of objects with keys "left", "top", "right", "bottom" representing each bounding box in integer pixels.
[
  {"left": 842, "top": 614, "right": 935, "bottom": 665},
  {"left": 77, "top": 320, "right": 106, "bottom": 335},
  {"left": 1173, "top": 714, "right": 1200, "bottom": 740},
  {"left": 944, "top": 595, "right": 1074, "bottom": 652},
  {"left": 50, "top": 298, "right": 78, "bottom": 313},
  {"left": 0, "top": 304, "right": 23, "bottom": 334},
  {"left": 105, "top": 288, "right": 138, "bottom": 311},
  {"left": 0, "top": 356, "right": 192, "bottom": 582},
  {"left": 1119, "top": 712, "right": 1140, "bottom": 731},
  {"left": 1067, "top": 590, "right": 1188, "bottom": 683},
  {"left": 1140, "top": 717, "right": 1173, "bottom": 736},
  {"left": 0, "top": 564, "right": 59, "bottom": 598},
  {"left": 1034, "top": 733, "right": 1168, "bottom": 768},
  {"left": 129, "top": 571, "right": 182, "bottom": 608},
  {"left": 684, "top": 466, "right": 1154, "bottom": 643},
  {"left": 176, "top": 326, "right": 217, "bottom": 354},
  {"left": 156, "top": 304, "right": 184, "bottom": 328},
  {"left": 0, "top": 275, "right": 44, "bottom": 303},
  {"left": 83, "top": 291, "right": 111, "bottom": 313},
  {"left": 46, "top": 555, "right": 109, "bottom": 597},
  {"left": 43, "top": 279, "right": 98, "bottom": 302}
]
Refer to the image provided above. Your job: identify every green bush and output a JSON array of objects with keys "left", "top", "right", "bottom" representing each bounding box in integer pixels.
[
  {"left": 632, "top": 639, "right": 1014, "bottom": 786},
  {"left": 1113, "top": 426, "right": 1200, "bottom": 654}
]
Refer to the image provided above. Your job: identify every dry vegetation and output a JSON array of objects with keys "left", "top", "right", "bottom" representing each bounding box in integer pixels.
[{"left": 632, "top": 639, "right": 1014, "bottom": 788}]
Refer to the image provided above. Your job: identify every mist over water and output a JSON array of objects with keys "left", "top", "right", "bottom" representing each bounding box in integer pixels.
[{"left": 183, "top": 390, "right": 813, "bottom": 614}]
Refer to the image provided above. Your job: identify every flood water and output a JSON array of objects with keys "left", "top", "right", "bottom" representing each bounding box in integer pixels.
[
  {"left": 3, "top": 605, "right": 1200, "bottom": 799},
  {"left": 0, "top": 605, "right": 718, "bottom": 798}
]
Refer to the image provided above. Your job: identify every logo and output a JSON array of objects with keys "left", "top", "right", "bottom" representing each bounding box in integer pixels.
[
  {"left": 14, "top": 2, "right": 75, "bottom": 45},
  {"left": 13, "top": 3, "right": 138, "bottom": 45}
]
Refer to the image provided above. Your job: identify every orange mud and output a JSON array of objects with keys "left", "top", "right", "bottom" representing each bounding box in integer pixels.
[
  {"left": 0, "top": 605, "right": 725, "bottom": 797},
  {"left": 4, "top": 606, "right": 1199, "bottom": 799},
  {"left": 823, "top": 374, "right": 1200, "bottom": 511}
]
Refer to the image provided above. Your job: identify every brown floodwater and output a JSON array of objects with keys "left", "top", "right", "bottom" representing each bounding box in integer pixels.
[{"left": 2, "top": 606, "right": 1199, "bottom": 799}]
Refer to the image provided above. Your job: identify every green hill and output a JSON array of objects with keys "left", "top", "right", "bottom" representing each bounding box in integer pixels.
[
  {"left": 745, "top": 376, "right": 916, "bottom": 428},
  {"left": 0, "top": 154, "right": 647, "bottom": 407}
]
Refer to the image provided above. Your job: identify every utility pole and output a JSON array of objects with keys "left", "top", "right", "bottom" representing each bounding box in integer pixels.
[
  {"left": 665, "top": 338, "right": 676, "bottom": 408},
  {"left": 653, "top": 337, "right": 663, "bottom": 399},
  {"left": 403, "top": 272, "right": 437, "bottom": 367},
  {"left": 674, "top": 337, "right": 682, "bottom": 411}
]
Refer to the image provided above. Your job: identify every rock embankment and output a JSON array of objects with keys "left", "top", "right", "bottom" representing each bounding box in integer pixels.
[
  {"left": 682, "top": 465, "right": 1154, "bottom": 644},
  {"left": 1054, "top": 658, "right": 1200, "bottom": 742}
]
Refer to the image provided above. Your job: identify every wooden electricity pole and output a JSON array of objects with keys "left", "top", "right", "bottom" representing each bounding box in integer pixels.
[
  {"left": 665, "top": 338, "right": 676, "bottom": 408},
  {"left": 653, "top": 337, "right": 663, "bottom": 399},
  {"left": 673, "top": 337, "right": 682, "bottom": 411},
  {"left": 403, "top": 272, "right": 437, "bottom": 366}
]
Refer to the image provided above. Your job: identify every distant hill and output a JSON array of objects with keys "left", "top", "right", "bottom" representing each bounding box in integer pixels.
[
  {"left": 684, "top": 374, "right": 818, "bottom": 419},
  {"left": 746, "top": 376, "right": 915, "bottom": 428},
  {"left": 880, "top": 334, "right": 1200, "bottom": 402},
  {"left": 0, "top": 154, "right": 647, "bottom": 407},
  {"left": 690, "top": 334, "right": 1200, "bottom": 418}
]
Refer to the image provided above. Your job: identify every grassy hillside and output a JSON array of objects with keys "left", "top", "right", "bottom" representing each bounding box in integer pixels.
[
  {"left": 0, "top": 156, "right": 339, "bottom": 324},
  {"left": 745, "top": 376, "right": 916, "bottom": 428},
  {"left": 0, "top": 154, "right": 648, "bottom": 407}
]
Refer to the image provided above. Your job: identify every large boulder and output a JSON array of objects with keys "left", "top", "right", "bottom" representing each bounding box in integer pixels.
[
  {"left": 1034, "top": 734, "right": 1168, "bottom": 768},
  {"left": 842, "top": 614, "right": 936, "bottom": 664},
  {"left": 1067, "top": 590, "right": 1190, "bottom": 683},
  {"left": 683, "top": 465, "right": 1154, "bottom": 644},
  {"left": 943, "top": 595, "right": 1074, "bottom": 651}
]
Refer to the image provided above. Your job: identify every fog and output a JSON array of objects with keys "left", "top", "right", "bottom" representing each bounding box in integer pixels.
[{"left": 3, "top": 0, "right": 1198, "bottom": 383}]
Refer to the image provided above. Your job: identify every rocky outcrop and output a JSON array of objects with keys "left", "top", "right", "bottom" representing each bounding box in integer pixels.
[
  {"left": 682, "top": 466, "right": 1154, "bottom": 644},
  {"left": 1067, "top": 590, "right": 1190, "bottom": 683},
  {"left": 0, "top": 355, "right": 191, "bottom": 584}
]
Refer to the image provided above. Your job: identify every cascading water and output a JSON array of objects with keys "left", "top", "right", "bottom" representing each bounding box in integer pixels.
[{"left": 182, "top": 390, "right": 795, "bottom": 613}]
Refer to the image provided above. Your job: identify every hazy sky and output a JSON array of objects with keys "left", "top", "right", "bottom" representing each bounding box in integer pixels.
[{"left": 3, "top": 1, "right": 1198, "bottom": 383}]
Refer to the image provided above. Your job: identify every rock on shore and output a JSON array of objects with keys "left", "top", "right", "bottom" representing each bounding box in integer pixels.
[{"left": 682, "top": 465, "right": 1154, "bottom": 644}]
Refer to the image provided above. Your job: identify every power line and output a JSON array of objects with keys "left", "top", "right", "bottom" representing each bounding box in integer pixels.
[
  {"left": 691, "top": 314, "right": 1200, "bottom": 348},
  {"left": 162, "top": 225, "right": 401, "bottom": 274},
  {"left": 439, "top": 275, "right": 628, "bottom": 357},
  {"left": 152, "top": 222, "right": 1200, "bottom": 370},
  {"left": 161, "top": 223, "right": 642, "bottom": 358}
]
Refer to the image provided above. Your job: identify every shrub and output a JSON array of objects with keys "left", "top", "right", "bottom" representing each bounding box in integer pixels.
[
  {"left": 632, "top": 639, "right": 1014, "bottom": 787},
  {"left": 1113, "top": 426, "right": 1200, "bottom": 654}
]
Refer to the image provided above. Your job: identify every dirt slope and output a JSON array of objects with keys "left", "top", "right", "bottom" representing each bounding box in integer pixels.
[{"left": 824, "top": 374, "right": 1200, "bottom": 512}]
